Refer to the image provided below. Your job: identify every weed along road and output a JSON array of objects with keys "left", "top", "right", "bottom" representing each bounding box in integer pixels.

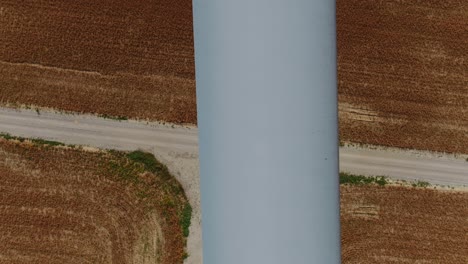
[{"left": 0, "top": 107, "right": 467, "bottom": 187}]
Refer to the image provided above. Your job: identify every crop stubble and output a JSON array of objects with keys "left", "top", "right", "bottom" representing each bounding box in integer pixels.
[
  {"left": 0, "top": 139, "right": 189, "bottom": 264},
  {"left": 337, "top": 1, "right": 467, "bottom": 153},
  {"left": 0, "top": 0, "right": 196, "bottom": 123},
  {"left": 341, "top": 185, "right": 468, "bottom": 263},
  {"left": 0, "top": 0, "right": 467, "bottom": 153}
]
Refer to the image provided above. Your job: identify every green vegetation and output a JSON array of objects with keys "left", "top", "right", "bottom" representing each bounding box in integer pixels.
[
  {"left": 340, "top": 172, "right": 433, "bottom": 189},
  {"left": 30, "top": 138, "right": 65, "bottom": 147},
  {"left": 180, "top": 203, "right": 192, "bottom": 237},
  {"left": 340, "top": 172, "right": 388, "bottom": 186},
  {"left": 124, "top": 150, "right": 192, "bottom": 255},
  {"left": 107, "top": 159, "right": 144, "bottom": 184},
  {"left": 127, "top": 150, "right": 171, "bottom": 180},
  {"left": 0, "top": 133, "right": 65, "bottom": 147},
  {"left": 0, "top": 133, "right": 18, "bottom": 141},
  {"left": 411, "top": 180, "right": 430, "bottom": 188},
  {"left": 98, "top": 114, "right": 128, "bottom": 121}
]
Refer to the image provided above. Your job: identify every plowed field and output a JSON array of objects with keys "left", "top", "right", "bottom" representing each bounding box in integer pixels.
[
  {"left": 0, "top": 138, "right": 190, "bottom": 264},
  {"left": 0, "top": 0, "right": 467, "bottom": 153},
  {"left": 0, "top": 0, "right": 196, "bottom": 123},
  {"left": 341, "top": 185, "right": 468, "bottom": 263},
  {"left": 337, "top": 1, "right": 468, "bottom": 153}
]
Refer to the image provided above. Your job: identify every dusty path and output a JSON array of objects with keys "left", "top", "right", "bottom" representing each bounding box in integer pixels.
[
  {"left": 1, "top": 107, "right": 467, "bottom": 263},
  {"left": 340, "top": 146, "right": 467, "bottom": 186}
]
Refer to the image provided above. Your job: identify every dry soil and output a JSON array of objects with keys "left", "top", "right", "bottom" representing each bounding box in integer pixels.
[
  {"left": 341, "top": 184, "right": 468, "bottom": 263},
  {"left": 0, "top": 138, "right": 190, "bottom": 264}
]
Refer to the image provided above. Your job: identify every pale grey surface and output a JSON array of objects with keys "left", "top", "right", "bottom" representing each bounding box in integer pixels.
[
  {"left": 340, "top": 146, "right": 468, "bottom": 186},
  {"left": 193, "top": 1, "right": 341, "bottom": 263},
  {"left": 1, "top": 108, "right": 467, "bottom": 264}
]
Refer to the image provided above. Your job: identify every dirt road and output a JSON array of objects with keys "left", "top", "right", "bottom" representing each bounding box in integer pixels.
[
  {"left": 0, "top": 107, "right": 465, "bottom": 185},
  {"left": 341, "top": 147, "right": 467, "bottom": 186}
]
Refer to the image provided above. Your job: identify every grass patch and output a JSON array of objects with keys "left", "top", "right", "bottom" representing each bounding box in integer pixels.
[
  {"left": 98, "top": 114, "right": 128, "bottom": 121},
  {"left": 124, "top": 151, "right": 185, "bottom": 199},
  {"left": 107, "top": 160, "right": 143, "bottom": 184},
  {"left": 0, "top": 133, "right": 65, "bottom": 147},
  {"left": 127, "top": 150, "right": 171, "bottom": 180},
  {"left": 180, "top": 203, "right": 192, "bottom": 237},
  {"left": 30, "top": 138, "right": 65, "bottom": 147},
  {"left": 411, "top": 180, "right": 430, "bottom": 188},
  {"left": 0, "top": 133, "right": 18, "bottom": 141},
  {"left": 340, "top": 172, "right": 388, "bottom": 186},
  {"left": 340, "top": 172, "right": 432, "bottom": 189},
  {"left": 123, "top": 150, "right": 192, "bottom": 262}
]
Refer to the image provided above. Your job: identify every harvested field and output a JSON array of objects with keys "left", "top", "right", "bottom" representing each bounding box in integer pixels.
[
  {"left": 0, "top": 0, "right": 194, "bottom": 78},
  {"left": 337, "top": 1, "right": 468, "bottom": 153},
  {"left": 0, "top": 61, "right": 196, "bottom": 123},
  {"left": 0, "top": 0, "right": 467, "bottom": 153},
  {"left": 0, "top": 0, "right": 196, "bottom": 123},
  {"left": 0, "top": 137, "right": 191, "bottom": 264},
  {"left": 341, "top": 185, "right": 468, "bottom": 263}
]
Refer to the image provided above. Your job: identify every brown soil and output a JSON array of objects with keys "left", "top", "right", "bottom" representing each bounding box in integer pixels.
[
  {"left": 337, "top": 1, "right": 468, "bottom": 153},
  {"left": 0, "top": 0, "right": 194, "bottom": 79},
  {"left": 0, "top": 61, "right": 196, "bottom": 123},
  {"left": 0, "top": 0, "right": 196, "bottom": 124},
  {"left": 0, "top": 139, "right": 189, "bottom": 264},
  {"left": 0, "top": 0, "right": 467, "bottom": 153},
  {"left": 341, "top": 185, "right": 468, "bottom": 263}
]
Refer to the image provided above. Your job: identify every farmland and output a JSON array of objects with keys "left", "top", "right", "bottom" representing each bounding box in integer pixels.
[
  {"left": 0, "top": 137, "right": 191, "bottom": 264},
  {"left": 0, "top": 0, "right": 467, "bottom": 153},
  {"left": 1, "top": 134, "right": 466, "bottom": 263},
  {"left": 0, "top": 61, "right": 196, "bottom": 123},
  {"left": 0, "top": 0, "right": 196, "bottom": 124},
  {"left": 341, "top": 184, "right": 468, "bottom": 263},
  {"left": 337, "top": 0, "right": 468, "bottom": 154}
]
